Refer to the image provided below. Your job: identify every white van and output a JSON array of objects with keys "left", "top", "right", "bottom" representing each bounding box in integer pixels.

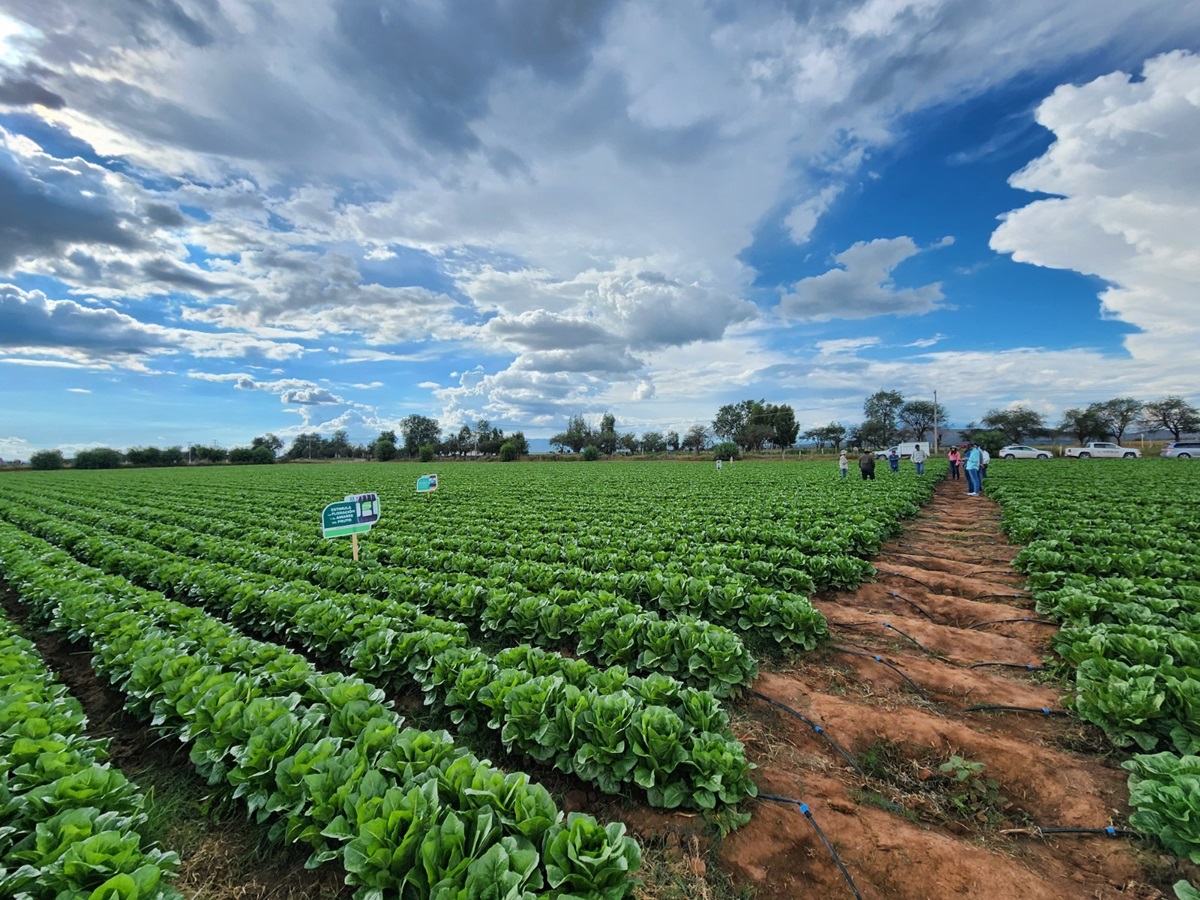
[{"left": 874, "top": 441, "right": 929, "bottom": 459}]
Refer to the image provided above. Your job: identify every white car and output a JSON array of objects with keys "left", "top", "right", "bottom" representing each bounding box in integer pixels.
[{"left": 998, "top": 444, "right": 1052, "bottom": 460}]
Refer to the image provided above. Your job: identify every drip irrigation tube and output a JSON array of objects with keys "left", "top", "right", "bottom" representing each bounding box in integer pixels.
[
  {"left": 831, "top": 646, "right": 930, "bottom": 701},
  {"left": 971, "top": 591, "right": 1029, "bottom": 601},
  {"left": 886, "top": 591, "right": 939, "bottom": 623},
  {"left": 968, "top": 662, "right": 1044, "bottom": 671},
  {"left": 830, "top": 620, "right": 935, "bottom": 656},
  {"left": 879, "top": 569, "right": 944, "bottom": 593},
  {"left": 960, "top": 705, "right": 1068, "bottom": 716},
  {"left": 967, "top": 617, "right": 1055, "bottom": 630},
  {"left": 751, "top": 691, "right": 865, "bottom": 777},
  {"left": 1001, "top": 825, "right": 1134, "bottom": 838},
  {"left": 758, "top": 794, "right": 863, "bottom": 900}
]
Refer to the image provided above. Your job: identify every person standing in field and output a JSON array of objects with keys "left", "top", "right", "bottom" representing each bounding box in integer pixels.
[
  {"left": 965, "top": 443, "right": 983, "bottom": 496},
  {"left": 980, "top": 447, "right": 991, "bottom": 480},
  {"left": 887, "top": 448, "right": 900, "bottom": 473},
  {"left": 858, "top": 450, "right": 876, "bottom": 481},
  {"left": 716, "top": 458, "right": 723, "bottom": 472},
  {"left": 839, "top": 450, "right": 848, "bottom": 478},
  {"left": 911, "top": 443, "right": 927, "bottom": 475},
  {"left": 948, "top": 446, "right": 961, "bottom": 480}
]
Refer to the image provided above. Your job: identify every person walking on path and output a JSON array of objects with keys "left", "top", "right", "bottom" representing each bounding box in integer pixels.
[
  {"left": 965, "top": 443, "right": 983, "bottom": 495},
  {"left": 947, "top": 446, "right": 961, "bottom": 480},
  {"left": 911, "top": 444, "right": 927, "bottom": 475},
  {"left": 858, "top": 450, "right": 876, "bottom": 481},
  {"left": 887, "top": 448, "right": 900, "bottom": 473},
  {"left": 839, "top": 451, "right": 848, "bottom": 478}
]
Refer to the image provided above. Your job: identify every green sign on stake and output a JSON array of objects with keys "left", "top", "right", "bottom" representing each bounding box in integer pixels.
[
  {"left": 322, "top": 492, "right": 380, "bottom": 538},
  {"left": 416, "top": 474, "right": 438, "bottom": 493}
]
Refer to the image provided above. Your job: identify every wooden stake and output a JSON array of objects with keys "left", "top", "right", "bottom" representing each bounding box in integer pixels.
[{"left": 352, "top": 533, "right": 359, "bottom": 562}]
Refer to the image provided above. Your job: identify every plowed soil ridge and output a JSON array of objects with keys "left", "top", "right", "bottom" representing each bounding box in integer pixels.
[{"left": 720, "top": 476, "right": 1185, "bottom": 900}]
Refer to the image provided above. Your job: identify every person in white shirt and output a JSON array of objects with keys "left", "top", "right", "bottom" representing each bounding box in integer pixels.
[
  {"left": 980, "top": 448, "right": 991, "bottom": 480},
  {"left": 910, "top": 444, "right": 927, "bottom": 475}
]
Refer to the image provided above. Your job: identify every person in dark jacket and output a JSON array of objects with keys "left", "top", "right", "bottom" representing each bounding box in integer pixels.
[{"left": 858, "top": 450, "right": 876, "bottom": 481}]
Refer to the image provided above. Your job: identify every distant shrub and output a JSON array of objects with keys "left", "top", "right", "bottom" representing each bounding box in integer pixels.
[
  {"left": 419, "top": 443, "right": 436, "bottom": 463},
  {"left": 582, "top": 444, "right": 600, "bottom": 461},
  {"left": 713, "top": 441, "right": 740, "bottom": 461},
  {"left": 499, "top": 441, "right": 519, "bottom": 462},
  {"left": 30, "top": 450, "right": 65, "bottom": 470}
]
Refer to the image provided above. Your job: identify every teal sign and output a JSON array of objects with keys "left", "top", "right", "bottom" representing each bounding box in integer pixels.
[
  {"left": 322, "top": 492, "right": 380, "bottom": 538},
  {"left": 416, "top": 474, "right": 439, "bottom": 493}
]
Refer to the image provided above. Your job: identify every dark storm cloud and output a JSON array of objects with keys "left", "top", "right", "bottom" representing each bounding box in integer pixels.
[
  {"left": 0, "top": 77, "right": 66, "bottom": 109},
  {"left": 140, "top": 258, "right": 228, "bottom": 294},
  {"left": 0, "top": 144, "right": 146, "bottom": 272},
  {"left": 142, "top": 202, "right": 186, "bottom": 227},
  {"left": 0, "top": 284, "right": 170, "bottom": 354},
  {"left": 330, "top": 0, "right": 618, "bottom": 152}
]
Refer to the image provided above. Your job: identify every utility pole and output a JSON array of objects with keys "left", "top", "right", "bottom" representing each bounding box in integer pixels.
[{"left": 933, "top": 390, "right": 939, "bottom": 453}]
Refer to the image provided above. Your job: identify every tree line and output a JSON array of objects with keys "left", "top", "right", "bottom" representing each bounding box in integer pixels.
[{"left": 24, "top": 394, "right": 1198, "bottom": 470}]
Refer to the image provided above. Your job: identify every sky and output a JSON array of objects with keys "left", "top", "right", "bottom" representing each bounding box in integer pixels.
[{"left": 1, "top": 0, "right": 1199, "bottom": 457}]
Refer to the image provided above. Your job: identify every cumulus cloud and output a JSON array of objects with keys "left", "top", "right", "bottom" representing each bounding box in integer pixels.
[
  {"left": 991, "top": 50, "right": 1200, "bottom": 379},
  {"left": 778, "top": 237, "right": 946, "bottom": 321}
]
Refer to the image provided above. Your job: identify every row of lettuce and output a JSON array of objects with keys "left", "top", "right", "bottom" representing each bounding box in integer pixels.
[
  {"left": 991, "top": 462, "right": 1200, "bottom": 867},
  {"left": 0, "top": 610, "right": 182, "bottom": 899},
  {"left": 0, "top": 524, "right": 641, "bottom": 898},
  {"left": 0, "top": 462, "right": 939, "bottom": 896}
]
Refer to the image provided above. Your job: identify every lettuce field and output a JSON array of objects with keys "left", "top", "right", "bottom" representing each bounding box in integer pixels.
[{"left": 1, "top": 458, "right": 1197, "bottom": 899}]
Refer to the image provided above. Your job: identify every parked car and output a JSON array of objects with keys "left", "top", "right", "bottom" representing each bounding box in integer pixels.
[
  {"left": 1063, "top": 441, "right": 1141, "bottom": 459},
  {"left": 998, "top": 444, "right": 1052, "bottom": 460},
  {"left": 1161, "top": 440, "right": 1200, "bottom": 459}
]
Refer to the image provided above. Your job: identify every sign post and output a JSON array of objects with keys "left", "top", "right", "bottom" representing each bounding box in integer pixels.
[
  {"left": 321, "top": 492, "right": 380, "bottom": 561},
  {"left": 416, "top": 474, "right": 438, "bottom": 497}
]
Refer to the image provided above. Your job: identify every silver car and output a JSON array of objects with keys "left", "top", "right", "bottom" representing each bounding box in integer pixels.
[
  {"left": 998, "top": 444, "right": 1052, "bottom": 460},
  {"left": 1161, "top": 440, "right": 1200, "bottom": 459}
]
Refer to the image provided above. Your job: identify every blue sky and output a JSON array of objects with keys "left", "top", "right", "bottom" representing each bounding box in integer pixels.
[{"left": 1, "top": 0, "right": 1199, "bottom": 457}]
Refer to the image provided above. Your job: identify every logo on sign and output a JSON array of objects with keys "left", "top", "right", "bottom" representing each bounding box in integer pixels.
[{"left": 416, "top": 474, "right": 438, "bottom": 493}]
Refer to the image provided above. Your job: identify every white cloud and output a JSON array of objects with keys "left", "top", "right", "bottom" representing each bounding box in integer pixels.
[
  {"left": 991, "top": 50, "right": 1200, "bottom": 381},
  {"left": 784, "top": 184, "right": 844, "bottom": 244},
  {"left": 778, "top": 237, "right": 946, "bottom": 321}
]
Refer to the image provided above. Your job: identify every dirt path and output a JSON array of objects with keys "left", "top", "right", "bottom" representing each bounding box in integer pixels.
[{"left": 719, "top": 476, "right": 1184, "bottom": 900}]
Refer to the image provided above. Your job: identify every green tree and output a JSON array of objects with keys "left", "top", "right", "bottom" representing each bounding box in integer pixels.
[
  {"left": 863, "top": 391, "right": 905, "bottom": 444},
  {"left": 373, "top": 438, "right": 398, "bottom": 461},
  {"left": 229, "top": 445, "right": 275, "bottom": 465},
  {"left": 499, "top": 441, "right": 519, "bottom": 461},
  {"left": 1141, "top": 396, "right": 1200, "bottom": 441},
  {"left": 971, "top": 430, "right": 1007, "bottom": 456},
  {"left": 682, "top": 424, "right": 709, "bottom": 452},
  {"left": 189, "top": 443, "right": 227, "bottom": 463},
  {"left": 1093, "top": 398, "right": 1143, "bottom": 443},
  {"left": 285, "top": 432, "right": 325, "bottom": 460},
  {"left": 898, "top": 400, "right": 947, "bottom": 442},
  {"left": 856, "top": 419, "right": 894, "bottom": 449},
  {"left": 327, "top": 429, "right": 352, "bottom": 458},
  {"left": 665, "top": 430, "right": 680, "bottom": 452},
  {"left": 640, "top": 431, "right": 666, "bottom": 453},
  {"left": 74, "top": 448, "right": 123, "bottom": 469},
  {"left": 400, "top": 415, "right": 442, "bottom": 457},
  {"left": 418, "top": 443, "right": 436, "bottom": 463},
  {"left": 1059, "top": 407, "right": 1109, "bottom": 444},
  {"left": 581, "top": 444, "right": 599, "bottom": 461},
  {"left": 981, "top": 406, "right": 1048, "bottom": 444},
  {"left": 125, "top": 446, "right": 164, "bottom": 467},
  {"left": 766, "top": 403, "right": 799, "bottom": 449},
  {"left": 30, "top": 449, "right": 65, "bottom": 470},
  {"left": 507, "top": 431, "right": 529, "bottom": 456},
  {"left": 251, "top": 433, "right": 283, "bottom": 453},
  {"left": 712, "top": 401, "right": 752, "bottom": 444},
  {"left": 712, "top": 441, "right": 740, "bottom": 461},
  {"left": 161, "top": 446, "right": 185, "bottom": 466},
  {"left": 556, "top": 414, "right": 594, "bottom": 453}
]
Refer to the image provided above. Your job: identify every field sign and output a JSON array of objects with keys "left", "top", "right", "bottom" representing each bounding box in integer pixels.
[
  {"left": 322, "top": 492, "right": 380, "bottom": 538},
  {"left": 416, "top": 474, "right": 439, "bottom": 493}
]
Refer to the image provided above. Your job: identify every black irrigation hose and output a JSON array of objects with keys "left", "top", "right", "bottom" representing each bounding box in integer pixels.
[
  {"left": 967, "top": 617, "right": 1056, "bottom": 630},
  {"left": 968, "top": 662, "right": 1045, "bottom": 671},
  {"left": 971, "top": 591, "right": 1029, "bottom": 601},
  {"left": 830, "top": 620, "right": 935, "bottom": 656},
  {"left": 758, "top": 794, "right": 864, "bottom": 900},
  {"left": 960, "top": 705, "right": 1068, "bottom": 716},
  {"left": 750, "top": 691, "right": 866, "bottom": 777},
  {"left": 885, "top": 591, "right": 939, "bottom": 623},
  {"left": 831, "top": 646, "right": 930, "bottom": 701},
  {"left": 879, "top": 569, "right": 944, "bottom": 593}
]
